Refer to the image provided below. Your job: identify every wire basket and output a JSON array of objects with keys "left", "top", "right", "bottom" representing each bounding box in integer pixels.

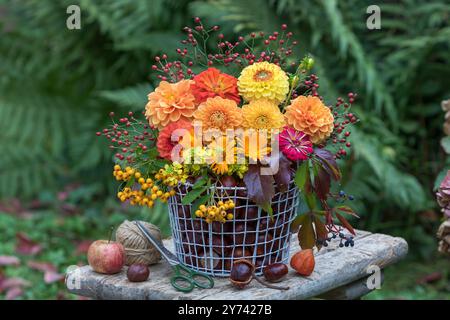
[{"left": 168, "top": 181, "right": 299, "bottom": 277}]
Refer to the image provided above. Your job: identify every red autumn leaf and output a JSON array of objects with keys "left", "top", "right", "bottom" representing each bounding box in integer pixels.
[
  {"left": 75, "top": 240, "right": 93, "bottom": 255},
  {"left": 313, "top": 164, "right": 331, "bottom": 200},
  {"left": 27, "top": 261, "right": 57, "bottom": 273},
  {"left": 44, "top": 271, "right": 64, "bottom": 284},
  {"left": 0, "top": 277, "right": 30, "bottom": 293},
  {"left": 15, "top": 233, "right": 42, "bottom": 255},
  {"left": 335, "top": 212, "right": 356, "bottom": 235},
  {"left": 5, "top": 287, "right": 23, "bottom": 300},
  {"left": 0, "top": 255, "right": 20, "bottom": 266},
  {"left": 335, "top": 205, "right": 360, "bottom": 218}
]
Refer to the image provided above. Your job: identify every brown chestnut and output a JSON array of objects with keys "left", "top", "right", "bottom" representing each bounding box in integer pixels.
[
  {"left": 220, "top": 175, "right": 238, "bottom": 188},
  {"left": 263, "top": 263, "right": 288, "bottom": 282},
  {"left": 127, "top": 263, "right": 149, "bottom": 282},
  {"left": 230, "top": 259, "right": 255, "bottom": 289}
]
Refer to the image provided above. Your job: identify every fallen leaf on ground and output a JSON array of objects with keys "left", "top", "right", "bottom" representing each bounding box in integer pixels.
[
  {"left": 15, "top": 233, "right": 42, "bottom": 255},
  {"left": 416, "top": 271, "right": 443, "bottom": 285},
  {"left": 0, "top": 255, "right": 20, "bottom": 266},
  {"left": 0, "top": 277, "right": 30, "bottom": 293},
  {"left": 5, "top": 287, "right": 23, "bottom": 300},
  {"left": 44, "top": 271, "right": 64, "bottom": 284},
  {"left": 27, "top": 261, "right": 56, "bottom": 273},
  {"left": 75, "top": 240, "right": 93, "bottom": 255}
]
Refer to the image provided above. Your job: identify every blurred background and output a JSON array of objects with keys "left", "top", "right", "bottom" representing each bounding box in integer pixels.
[{"left": 0, "top": 0, "right": 449, "bottom": 299}]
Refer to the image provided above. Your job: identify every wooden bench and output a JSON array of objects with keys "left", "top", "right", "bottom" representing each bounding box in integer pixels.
[{"left": 66, "top": 230, "right": 408, "bottom": 300}]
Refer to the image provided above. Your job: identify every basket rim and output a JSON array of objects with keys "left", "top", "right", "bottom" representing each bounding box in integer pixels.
[{"left": 180, "top": 179, "right": 297, "bottom": 191}]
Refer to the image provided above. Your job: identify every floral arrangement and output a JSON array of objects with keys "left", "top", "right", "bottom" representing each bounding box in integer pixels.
[{"left": 98, "top": 18, "right": 359, "bottom": 251}]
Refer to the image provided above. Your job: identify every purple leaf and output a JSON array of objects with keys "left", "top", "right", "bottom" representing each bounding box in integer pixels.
[
  {"left": 243, "top": 164, "right": 275, "bottom": 205},
  {"left": 0, "top": 256, "right": 20, "bottom": 266},
  {"left": 273, "top": 154, "right": 292, "bottom": 192},
  {"left": 314, "top": 164, "right": 331, "bottom": 200},
  {"left": 15, "top": 233, "right": 42, "bottom": 256},
  {"left": 314, "top": 148, "right": 341, "bottom": 181}
]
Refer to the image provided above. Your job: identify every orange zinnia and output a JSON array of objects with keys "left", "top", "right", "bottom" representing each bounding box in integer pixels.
[
  {"left": 145, "top": 80, "right": 196, "bottom": 128},
  {"left": 193, "top": 96, "right": 242, "bottom": 131},
  {"left": 191, "top": 68, "right": 240, "bottom": 104},
  {"left": 284, "top": 96, "right": 334, "bottom": 144},
  {"left": 156, "top": 119, "right": 193, "bottom": 160}
]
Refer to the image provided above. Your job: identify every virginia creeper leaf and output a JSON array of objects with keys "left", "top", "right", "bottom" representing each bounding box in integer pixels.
[
  {"left": 243, "top": 164, "right": 275, "bottom": 205},
  {"left": 294, "top": 160, "right": 310, "bottom": 191},
  {"left": 182, "top": 186, "right": 207, "bottom": 205},
  {"left": 335, "top": 205, "right": 360, "bottom": 218},
  {"left": 298, "top": 214, "right": 315, "bottom": 249},
  {"left": 335, "top": 212, "right": 356, "bottom": 235},
  {"left": 313, "top": 163, "right": 331, "bottom": 200},
  {"left": 314, "top": 148, "right": 341, "bottom": 181},
  {"left": 273, "top": 154, "right": 292, "bottom": 192}
]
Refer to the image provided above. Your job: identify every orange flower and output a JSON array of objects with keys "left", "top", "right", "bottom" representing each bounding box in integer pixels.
[
  {"left": 193, "top": 96, "right": 242, "bottom": 131},
  {"left": 284, "top": 96, "right": 334, "bottom": 143},
  {"left": 156, "top": 119, "right": 193, "bottom": 160},
  {"left": 191, "top": 68, "right": 240, "bottom": 104},
  {"left": 145, "top": 80, "right": 196, "bottom": 128}
]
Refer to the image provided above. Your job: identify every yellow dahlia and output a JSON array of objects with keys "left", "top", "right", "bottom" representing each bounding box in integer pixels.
[
  {"left": 236, "top": 130, "right": 271, "bottom": 162},
  {"left": 193, "top": 96, "right": 242, "bottom": 131},
  {"left": 242, "top": 99, "right": 285, "bottom": 130},
  {"left": 238, "top": 62, "right": 289, "bottom": 103},
  {"left": 284, "top": 95, "right": 334, "bottom": 143},
  {"left": 145, "top": 80, "right": 196, "bottom": 128}
]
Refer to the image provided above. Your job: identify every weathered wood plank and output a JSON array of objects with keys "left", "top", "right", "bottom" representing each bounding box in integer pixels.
[{"left": 66, "top": 230, "right": 407, "bottom": 300}]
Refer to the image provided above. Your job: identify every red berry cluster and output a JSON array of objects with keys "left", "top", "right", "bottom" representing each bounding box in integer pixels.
[
  {"left": 329, "top": 93, "right": 359, "bottom": 159},
  {"left": 150, "top": 17, "right": 299, "bottom": 82},
  {"left": 96, "top": 112, "right": 157, "bottom": 164},
  {"left": 303, "top": 74, "right": 320, "bottom": 97}
]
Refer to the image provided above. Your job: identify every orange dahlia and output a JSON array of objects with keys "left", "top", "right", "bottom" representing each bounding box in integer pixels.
[
  {"left": 284, "top": 96, "right": 334, "bottom": 143},
  {"left": 156, "top": 119, "right": 193, "bottom": 160},
  {"left": 193, "top": 96, "right": 242, "bottom": 131},
  {"left": 191, "top": 68, "right": 240, "bottom": 104},
  {"left": 145, "top": 80, "right": 196, "bottom": 128}
]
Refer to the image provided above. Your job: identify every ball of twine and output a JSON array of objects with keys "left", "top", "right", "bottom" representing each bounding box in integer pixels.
[{"left": 116, "top": 220, "right": 162, "bottom": 266}]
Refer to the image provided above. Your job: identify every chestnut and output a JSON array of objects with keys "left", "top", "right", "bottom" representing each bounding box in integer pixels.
[
  {"left": 127, "top": 263, "right": 149, "bottom": 282},
  {"left": 230, "top": 259, "right": 254, "bottom": 289},
  {"left": 220, "top": 175, "right": 237, "bottom": 188},
  {"left": 232, "top": 247, "right": 251, "bottom": 260},
  {"left": 211, "top": 234, "right": 232, "bottom": 255},
  {"left": 236, "top": 206, "right": 259, "bottom": 220},
  {"left": 263, "top": 263, "right": 288, "bottom": 283}
]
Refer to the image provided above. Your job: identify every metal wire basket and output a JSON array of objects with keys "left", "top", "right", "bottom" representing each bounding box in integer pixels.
[{"left": 168, "top": 181, "right": 299, "bottom": 277}]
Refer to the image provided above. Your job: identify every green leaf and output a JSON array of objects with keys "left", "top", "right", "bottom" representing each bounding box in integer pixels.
[
  {"left": 181, "top": 187, "right": 207, "bottom": 205},
  {"left": 441, "top": 136, "right": 450, "bottom": 154},
  {"left": 291, "top": 212, "right": 309, "bottom": 232},
  {"left": 259, "top": 201, "right": 273, "bottom": 218},
  {"left": 304, "top": 192, "right": 316, "bottom": 211},
  {"left": 294, "top": 160, "right": 310, "bottom": 191},
  {"left": 193, "top": 176, "right": 208, "bottom": 189},
  {"left": 191, "top": 193, "right": 211, "bottom": 217},
  {"left": 313, "top": 215, "right": 328, "bottom": 249},
  {"left": 298, "top": 214, "right": 315, "bottom": 249}
]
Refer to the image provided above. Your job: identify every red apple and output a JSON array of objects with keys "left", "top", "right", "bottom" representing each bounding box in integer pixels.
[{"left": 87, "top": 240, "right": 125, "bottom": 274}]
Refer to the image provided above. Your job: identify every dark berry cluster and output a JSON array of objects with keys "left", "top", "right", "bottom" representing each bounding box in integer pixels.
[
  {"left": 96, "top": 112, "right": 157, "bottom": 164},
  {"left": 317, "top": 226, "right": 355, "bottom": 248},
  {"left": 150, "top": 17, "right": 300, "bottom": 82}
]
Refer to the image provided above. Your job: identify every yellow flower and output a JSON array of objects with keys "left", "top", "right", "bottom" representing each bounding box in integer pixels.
[
  {"left": 242, "top": 99, "right": 285, "bottom": 130},
  {"left": 284, "top": 95, "right": 334, "bottom": 143},
  {"left": 238, "top": 62, "right": 289, "bottom": 103},
  {"left": 211, "top": 162, "right": 229, "bottom": 175},
  {"left": 236, "top": 130, "right": 271, "bottom": 162},
  {"left": 193, "top": 96, "right": 242, "bottom": 131}
]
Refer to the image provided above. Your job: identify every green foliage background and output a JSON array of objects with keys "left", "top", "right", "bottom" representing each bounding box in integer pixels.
[{"left": 0, "top": 0, "right": 449, "bottom": 299}]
